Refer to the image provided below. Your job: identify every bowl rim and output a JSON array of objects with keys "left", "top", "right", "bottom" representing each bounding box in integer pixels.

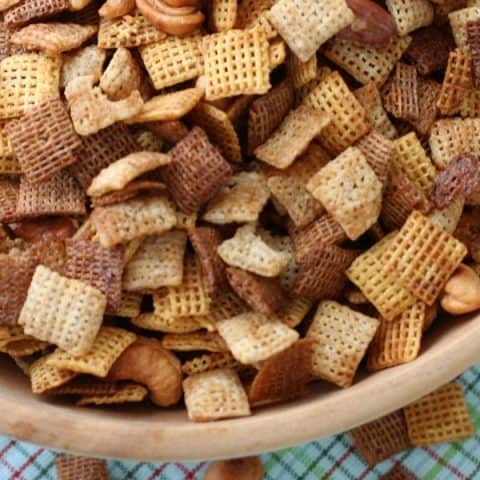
[{"left": 0, "top": 314, "right": 479, "bottom": 462}]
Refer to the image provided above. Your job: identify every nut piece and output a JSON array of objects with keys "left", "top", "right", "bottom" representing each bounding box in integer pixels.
[
  {"left": 204, "top": 457, "right": 264, "bottom": 480},
  {"left": 99, "top": 0, "right": 136, "bottom": 18},
  {"left": 441, "top": 264, "right": 480, "bottom": 315},
  {"left": 336, "top": 0, "right": 397, "bottom": 48},
  {"left": 107, "top": 336, "right": 183, "bottom": 406}
]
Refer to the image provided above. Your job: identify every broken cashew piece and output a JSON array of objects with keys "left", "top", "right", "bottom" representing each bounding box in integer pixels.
[
  {"left": 440, "top": 264, "right": 480, "bottom": 315},
  {"left": 204, "top": 457, "right": 264, "bottom": 480},
  {"left": 107, "top": 337, "right": 183, "bottom": 407},
  {"left": 98, "top": 0, "right": 136, "bottom": 18}
]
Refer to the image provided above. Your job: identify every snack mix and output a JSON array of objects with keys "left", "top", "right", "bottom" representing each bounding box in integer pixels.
[{"left": 0, "top": 0, "right": 478, "bottom": 446}]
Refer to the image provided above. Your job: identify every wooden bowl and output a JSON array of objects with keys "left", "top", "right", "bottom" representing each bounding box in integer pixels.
[{"left": 0, "top": 314, "right": 479, "bottom": 461}]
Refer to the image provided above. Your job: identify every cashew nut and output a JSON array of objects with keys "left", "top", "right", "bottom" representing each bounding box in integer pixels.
[
  {"left": 440, "top": 264, "right": 480, "bottom": 315},
  {"left": 107, "top": 336, "right": 182, "bottom": 407},
  {"left": 163, "top": 0, "right": 200, "bottom": 6},
  {"left": 98, "top": 0, "right": 135, "bottom": 18},
  {"left": 136, "top": 0, "right": 204, "bottom": 36},
  {"left": 204, "top": 457, "right": 264, "bottom": 480}
]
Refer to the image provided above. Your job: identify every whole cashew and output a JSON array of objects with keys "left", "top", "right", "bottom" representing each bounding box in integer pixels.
[
  {"left": 107, "top": 337, "right": 182, "bottom": 407},
  {"left": 204, "top": 457, "right": 264, "bottom": 480},
  {"left": 136, "top": 0, "right": 204, "bottom": 35},
  {"left": 98, "top": 0, "right": 136, "bottom": 18},
  {"left": 151, "top": 0, "right": 198, "bottom": 15},
  {"left": 440, "top": 264, "right": 480, "bottom": 315}
]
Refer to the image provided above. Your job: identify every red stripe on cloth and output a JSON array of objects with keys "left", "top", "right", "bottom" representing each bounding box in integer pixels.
[
  {"left": 424, "top": 447, "right": 467, "bottom": 480},
  {"left": 11, "top": 447, "right": 44, "bottom": 480},
  {"left": 0, "top": 440, "right": 16, "bottom": 474},
  {"left": 320, "top": 445, "right": 356, "bottom": 480},
  {"left": 147, "top": 463, "right": 168, "bottom": 480}
]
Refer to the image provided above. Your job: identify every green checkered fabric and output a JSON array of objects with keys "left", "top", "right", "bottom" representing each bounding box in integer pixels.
[{"left": 1, "top": 364, "right": 480, "bottom": 479}]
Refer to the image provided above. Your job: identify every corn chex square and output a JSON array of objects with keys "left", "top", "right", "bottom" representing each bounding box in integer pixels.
[
  {"left": 203, "top": 28, "right": 271, "bottom": 100},
  {"left": 306, "top": 301, "right": 379, "bottom": 387},
  {"left": 19, "top": 265, "right": 106, "bottom": 356},
  {"left": 307, "top": 147, "right": 383, "bottom": 241},
  {"left": 30, "top": 355, "right": 78, "bottom": 394},
  {"left": 267, "top": 0, "right": 354, "bottom": 62},
  {"left": 385, "top": 0, "right": 434, "bottom": 36},
  {"left": 217, "top": 312, "right": 299, "bottom": 364}
]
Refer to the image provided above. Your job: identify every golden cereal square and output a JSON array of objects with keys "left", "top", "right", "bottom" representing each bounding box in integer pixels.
[
  {"left": 183, "top": 368, "right": 251, "bottom": 422},
  {"left": 386, "top": 0, "right": 434, "bottom": 36},
  {"left": 203, "top": 28, "right": 271, "bottom": 100},
  {"left": 449, "top": 6, "right": 480, "bottom": 47},
  {"left": 19, "top": 266, "right": 106, "bottom": 356},
  {"left": 307, "top": 147, "right": 383, "bottom": 241},
  {"left": 382, "top": 211, "right": 467, "bottom": 304},
  {"left": 77, "top": 383, "right": 148, "bottom": 406},
  {"left": 306, "top": 301, "right": 379, "bottom": 387},
  {"left": 30, "top": 355, "right": 77, "bottom": 394},
  {"left": 267, "top": 0, "right": 354, "bottom": 62},
  {"left": 404, "top": 382, "right": 474, "bottom": 446}
]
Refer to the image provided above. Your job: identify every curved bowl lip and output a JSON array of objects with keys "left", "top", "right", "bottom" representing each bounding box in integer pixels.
[{"left": 1, "top": 314, "right": 480, "bottom": 462}]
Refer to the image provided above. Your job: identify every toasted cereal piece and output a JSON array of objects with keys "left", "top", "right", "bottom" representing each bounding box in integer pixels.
[
  {"left": 189, "top": 226, "right": 228, "bottom": 296},
  {"left": 87, "top": 152, "right": 170, "bottom": 197},
  {"left": 0, "top": 254, "right": 36, "bottom": 326},
  {"left": 217, "top": 312, "right": 299, "bottom": 364},
  {"left": 454, "top": 208, "right": 480, "bottom": 261},
  {"left": 16, "top": 171, "right": 86, "bottom": 218},
  {"left": 368, "top": 301, "right": 425, "bottom": 371},
  {"left": 46, "top": 376, "right": 118, "bottom": 396},
  {"left": 123, "top": 231, "right": 186, "bottom": 291},
  {"left": 131, "top": 311, "right": 202, "bottom": 333},
  {"left": 55, "top": 455, "right": 107, "bottom": 480},
  {"left": 46, "top": 327, "right": 136, "bottom": 377},
  {"left": 19, "top": 266, "right": 106, "bottom": 355},
  {"left": 267, "top": 0, "right": 354, "bottom": 62},
  {"left": 203, "top": 28, "right": 271, "bottom": 101},
  {"left": 287, "top": 53, "right": 317, "bottom": 90},
  {"left": 381, "top": 172, "right": 431, "bottom": 231},
  {"left": 91, "top": 195, "right": 176, "bottom": 248},
  {"left": 65, "top": 239, "right": 123, "bottom": 314},
  {"left": 405, "top": 25, "right": 455, "bottom": 75},
  {"left": 0, "top": 127, "right": 21, "bottom": 174},
  {"left": 65, "top": 75, "right": 143, "bottom": 136},
  {"left": 269, "top": 41, "right": 287, "bottom": 73},
  {"left": 383, "top": 211, "right": 467, "bottom": 304},
  {"left": 468, "top": 19, "right": 480, "bottom": 87},
  {"left": 4, "top": 0, "right": 69, "bottom": 28},
  {"left": 449, "top": 6, "right": 480, "bottom": 47},
  {"left": 77, "top": 383, "right": 148, "bottom": 406},
  {"left": 385, "top": 0, "right": 434, "bottom": 36},
  {"left": 128, "top": 88, "right": 204, "bottom": 124},
  {"left": 236, "top": 0, "right": 276, "bottom": 37},
  {"left": 218, "top": 224, "right": 290, "bottom": 277},
  {"left": 0, "top": 326, "right": 28, "bottom": 345},
  {"left": 30, "top": 355, "right": 77, "bottom": 394},
  {"left": 428, "top": 196, "right": 465, "bottom": 234},
  {"left": 139, "top": 34, "right": 203, "bottom": 90},
  {"left": 187, "top": 101, "right": 241, "bottom": 163},
  {"left": 404, "top": 382, "right": 474, "bottom": 446},
  {"left": 98, "top": 12, "right": 166, "bottom": 49},
  {"left": 437, "top": 48, "right": 472, "bottom": 116},
  {"left": 254, "top": 105, "right": 330, "bottom": 169},
  {"left": 0, "top": 53, "right": 61, "bottom": 120},
  {"left": 459, "top": 86, "right": 480, "bottom": 117},
  {"left": 203, "top": 172, "right": 270, "bottom": 224},
  {"left": 71, "top": 123, "right": 139, "bottom": 189},
  {"left": 304, "top": 71, "right": 370, "bottom": 155},
  {"left": 0, "top": 177, "right": 21, "bottom": 223},
  {"left": 182, "top": 352, "right": 241, "bottom": 376},
  {"left": 10, "top": 23, "right": 97, "bottom": 55},
  {"left": 349, "top": 410, "right": 411, "bottom": 467},
  {"left": 1, "top": 337, "right": 48, "bottom": 356},
  {"left": 117, "top": 292, "right": 142, "bottom": 318},
  {"left": 247, "top": 79, "right": 294, "bottom": 154},
  {"left": 202, "top": 291, "right": 248, "bottom": 325},
  {"left": 162, "top": 332, "right": 228, "bottom": 352},
  {"left": 134, "top": 130, "right": 163, "bottom": 153},
  {"left": 183, "top": 368, "right": 250, "bottom": 422},
  {"left": 307, "top": 147, "right": 382, "bottom": 240},
  {"left": 307, "top": 301, "right": 378, "bottom": 387},
  {"left": 393, "top": 132, "right": 436, "bottom": 194},
  {"left": 292, "top": 213, "right": 347, "bottom": 263},
  {"left": 208, "top": 0, "right": 237, "bottom": 32},
  {"left": 383, "top": 63, "right": 419, "bottom": 122},
  {"left": 325, "top": 36, "right": 412, "bottom": 87},
  {"left": 410, "top": 77, "right": 441, "bottom": 136},
  {"left": 226, "top": 94, "right": 254, "bottom": 130},
  {"left": 248, "top": 339, "right": 312, "bottom": 407},
  {"left": 381, "top": 465, "right": 417, "bottom": 480},
  {"left": 277, "top": 297, "right": 312, "bottom": 328},
  {"left": 292, "top": 244, "right": 357, "bottom": 300},
  {"left": 61, "top": 45, "right": 106, "bottom": 88},
  {"left": 354, "top": 83, "right": 398, "bottom": 139},
  {"left": 226, "top": 267, "right": 287, "bottom": 317},
  {"left": 161, "top": 127, "right": 233, "bottom": 214},
  {"left": 431, "top": 153, "right": 480, "bottom": 209},
  {"left": 356, "top": 132, "right": 394, "bottom": 186},
  {"left": 5, "top": 95, "right": 80, "bottom": 184},
  {"left": 99, "top": 47, "right": 142, "bottom": 102}
]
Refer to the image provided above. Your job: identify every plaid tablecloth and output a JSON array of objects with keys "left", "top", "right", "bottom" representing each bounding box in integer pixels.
[{"left": 1, "top": 364, "right": 480, "bottom": 480}]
